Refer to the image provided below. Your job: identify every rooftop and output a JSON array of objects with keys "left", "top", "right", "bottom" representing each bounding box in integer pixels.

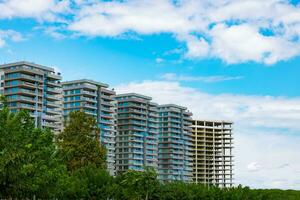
[
  {"left": 158, "top": 104, "right": 187, "bottom": 110},
  {"left": 115, "top": 93, "right": 152, "bottom": 101},
  {"left": 0, "top": 61, "right": 55, "bottom": 72},
  {"left": 192, "top": 119, "right": 233, "bottom": 125},
  {"left": 62, "top": 79, "right": 109, "bottom": 88}
]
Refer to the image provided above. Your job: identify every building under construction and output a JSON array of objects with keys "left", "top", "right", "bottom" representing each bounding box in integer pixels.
[{"left": 192, "top": 120, "right": 233, "bottom": 187}]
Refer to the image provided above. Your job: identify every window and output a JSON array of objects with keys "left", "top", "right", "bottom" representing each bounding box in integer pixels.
[{"left": 6, "top": 80, "right": 19, "bottom": 86}]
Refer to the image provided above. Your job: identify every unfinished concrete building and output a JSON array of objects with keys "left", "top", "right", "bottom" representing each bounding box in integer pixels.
[{"left": 192, "top": 120, "right": 233, "bottom": 187}]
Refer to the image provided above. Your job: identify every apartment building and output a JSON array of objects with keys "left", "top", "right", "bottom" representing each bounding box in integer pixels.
[
  {"left": 62, "top": 79, "right": 116, "bottom": 175},
  {"left": 115, "top": 93, "right": 159, "bottom": 173},
  {"left": 192, "top": 120, "right": 233, "bottom": 187},
  {"left": 158, "top": 104, "right": 193, "bottom": 182},
  {"left": 0, "top": 61, "right": 62, "bottom": 132}
]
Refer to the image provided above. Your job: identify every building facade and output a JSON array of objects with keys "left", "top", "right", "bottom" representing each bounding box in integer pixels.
[
  {"left": 192, "top": 120, "right": 233, "bottom": 187},
  {"left": 0, "top": 61, "right": 235, "bottom": 184},
  {"left": 62, "top": 79, "right": 116, "bottom": 175},
  {"left": 0, "top": 61, "right": 62, "bottom": 132},
  {"left": 158, "top": 104, "right": 193, "bottom": 182},
  {"left": 115, "top": 93, "right": 159, "bottom": 173}
]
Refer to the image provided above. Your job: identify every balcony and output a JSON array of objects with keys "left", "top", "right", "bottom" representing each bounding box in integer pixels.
[
  {"left": 100, "top": 112, "right": 114, "bottom": 119},
  {"left": 18, "top": 74, "right": 43, "bottom": 82},
  {"left": 46, "top": 87, "right": 61, "bottom": 94},
  {"left": 101, "top": 101, "right": 113, "bottom": 107},
  {"left": 100, "top": 119, "right": 115, "bottom": 125},
  {"left": 83, "top": 97, "right": 97, "bottom": 103},
  {"left": 47, "top": 81, "right": 60, "bottom": 87},
  {"left": 82, "top": 90, "right": 97, "bottom": 97},
  {"left": 7, "top": 96, "right": 38, "bottom": 103},
  {"left": 45, "top": 108, "right": 61, "bottom": 115},
  {"left": 101, "top": 107, "right": 114, "bottom": 113},
  {"left": 83, "top": 103, "right": 97, "bottom": 109},
  {"left": 46, "top": 101, "right": 61, "bottom": 108},
  {"left": 47, "top": 73, "right": 62, "bottom": 80},
  {"left": 16, "top": 103, "right": 42, "bottom": 111},
  {"left": 101, "top": 93, "right": 113, "bottom": 100},
  {"left": 42, "top": 122, "right": 61, "bottom": 129},
  {"left": 42, "top": 115, "right": 61, "bottom": 122},
  {"left": 46, "top": 95, "right": 61, "bottom": 101}
]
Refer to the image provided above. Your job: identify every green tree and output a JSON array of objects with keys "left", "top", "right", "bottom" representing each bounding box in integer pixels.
[
  {"left": 0, "top": 98, "right": 66, "bottom": 199},
  {"left": 117, "top": 167, "right": 160, "bottom": 200},
  {"left": 56, "top": 164, "right": 116, "bottom": 199},
  {"left": 57, "top": 110, "right": 107, "bottom": 172}
]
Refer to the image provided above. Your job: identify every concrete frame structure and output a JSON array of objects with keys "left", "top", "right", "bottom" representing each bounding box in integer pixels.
[
  {"left": 158, "top": 104, "right": 193, "bottom": 182},
  {"left": 0, "top": 61, "right": 62, "bottom": 132},
  {"left": 115, "top": 93, "right": 159, "bottom": 173},
  {"left": 62, "top": 79, "right": 116, "bottom": 176},
  {"left": 192, "top": 120, "right": 233, "bottom": 187}
]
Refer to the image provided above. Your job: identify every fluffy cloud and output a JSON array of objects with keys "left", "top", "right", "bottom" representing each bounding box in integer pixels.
[
  {"left": 209, "top": 23, "right": 300, "bottom": 64},
  {"left": 115, "top": 80, "right": 300, "bottom": 189},
  {"left": 65, "top": 0, "right": 300, "bottom": 64},
  {"left": 0, "top": 0, "right": 70, "bottom": 21},
  {"left": 1, "top": 0, "right": 300, "bottom": 64},
  {"left": 0, "top": 29, "right": 23, "bottom": 48},
  {"left": 68, "top": 0, "right": 195, "bottom": 36},
  {"left": 115, "top": 80, "right": 300, "bottom": 130},
  {"left": 247, "top": 162, "right": 262, "bottom": 172}
]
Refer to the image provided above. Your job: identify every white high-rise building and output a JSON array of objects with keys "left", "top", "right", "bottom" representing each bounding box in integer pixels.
[
  {"left": 62, "top": 79, "right": 116, "bottom": 176},
  {"left": 0, "top": 61, "right": 63, "bottom": 132}
]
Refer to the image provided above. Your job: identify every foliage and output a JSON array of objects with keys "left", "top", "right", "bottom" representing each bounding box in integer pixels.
[
  {"left": 0, "top": 103, "right": 300, "bottom": 199},
  {"left": 56, "top": 164, "right": 114, "bottom": 199},
  {"left": 0, "top": 100, "right": 66, "bottom": 199},
  {"left": 114, "top": 167, "right": 160, "bottom": 200},
  {"left": 57, "top": 110, "right": 107, "bottom": 172}
]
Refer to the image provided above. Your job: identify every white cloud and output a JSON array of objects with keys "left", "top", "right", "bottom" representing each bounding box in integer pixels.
[
  {"left": 68, "top": 0, "right": 195, "bottom": 36},
  {"left": 42, "top": 26, "right": 67, "bottom": 40},
  {"left": 0, "top": 0, "right": 70, "bottom": 21},
  {"left": 114, "top": 80, "right": 300, "bottom": 189},
  {"left": 155, "top": 58, "right": 164, "bottom": 64},
  {"left": 115, "top": 81, "right": 300, "bottom": 131},
  {"left": 64, "top": 0, "right": 300, "bottom": 64},
  {"left": 161, "top": 73, "right": 244, "bottom": 83},
  {"left": 0, "top": 29, "right": 23, "bottom": 48},
  {"left": 247, "top": 162, "right": 262, "bottom": 172},
  {"left": 177, "top": 34, "right": 210, "bottom": 58},
  {"left": 209, "top": 23, "right": 300, "bottom": 64},
  {"left": 2, "top": 0, "right": 300, "bottom": 64},
  {"left": 0, "top": 39, "right": 5, "bottom": 48}
]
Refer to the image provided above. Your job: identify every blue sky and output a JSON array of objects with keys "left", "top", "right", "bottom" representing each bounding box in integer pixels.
[
  {"left": 1, "top": 0, "right": 300, "bottom": 189},
  {"left": 2, "top": 18, "right": 300, "bottom": 97}
]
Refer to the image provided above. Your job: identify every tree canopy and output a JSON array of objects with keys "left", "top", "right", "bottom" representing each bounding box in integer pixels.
[
  {"left": 57, "top": 110, "right": 107, "bottom": 172},
  {"left": 0, "top": 100, "right": 66, "bottom": 199}
]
